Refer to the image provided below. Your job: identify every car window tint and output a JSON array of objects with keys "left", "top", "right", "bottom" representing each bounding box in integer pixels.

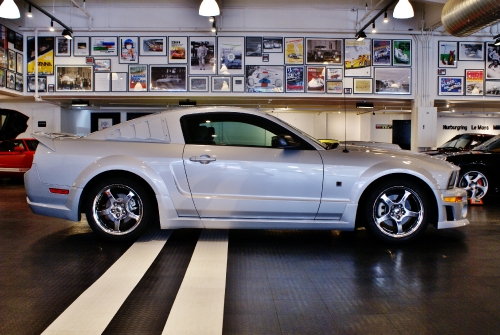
[
  {"left": 181, "top": 112, "right": 314, "bottom": 149},
  {"left": 26, "top": 140, "right": 39, "bottom": 151},
  {"left": 0, "top": 140, "right": 23, "bottom": 152}
]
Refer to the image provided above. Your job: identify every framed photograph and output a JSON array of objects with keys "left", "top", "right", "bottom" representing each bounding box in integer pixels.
[
  {"left": 7, "top": 49, "right": 15, "bottom": 71},
  {"left": 374, "top": 67, "right": 411, "bottom": 94},
  {"left": 438, "top": 69, "right": 446, "bottom": 75},
  {"left": 55, "top": 37, "right": 71, "bottom": 56},
  {"left": 305, "top": 38, "right": 342, "bottom": 64},
  {"left": 245, "top": 65, "right": 284, "bottom": 93},
  {"left": 48, "top": 84, "right": 54, "bottom": 92},
  {"left": 86, "top": 56, "right": 94, "bottom": 64},
  {"left": 98, "top": 118, "right": 114, "bottom": 130},
  {"left": 27, "top": 36, "right": 54, "bottom": 75},
  {"left": 90, "top": 36, "right": 118, "bottom": 56},
  {"left": 344, "top": 39, "right": 371, "bottom": 77},
  {"left": 94, "top": 59, "right": 111, "bottom": 72},
  {"left": 15, "top": 72, "right": 22, "bottom": 91},
  {"left": 485, "top": 80, "right": 500, "bottom": 96},
  {"left": 90, "top": 113, "right": 120, "bottom": 132},
  {"left": 373, "top": 39, "right": 391, "bottom": 66},
  {"left": 246, "top": 37, "right": 262, "bottom": 57},
  {"left": 353, "top": 78, "right": 373, "bottom": 94},
  {"left": 16, "top": 52, "right": 22, "bottom": 73},
  {"left": 139, "top": 36, "right": 167, "bottom": 56},
  {"left": 438, "top": 41, "right": 457, "bottom": 68},
  {"left": 0, "top": 68, "right": 5, "bottom": 87},
  {"left": 168, "top": 37, "right": 187, "bottom": 63},
  {"left": 263, "top": 37, "right": 282, "bottom": 53},
  {"left": 94, "top": 72, "right": 111, "bottom": 92},
  {"left": 306, "top": 66, "right": 325, "bottom": 93},
  {"left": 189, "top": 76, "right": 208, "bottom": 92},
  {"left": 438, "top": 76, "right": 464, "bottom": 95},
  {"left": 458, "top": 42, "right": 484, "bottom": 61},
  {"left": 393, "top": 40, "right": 411, "bottom": 66},
  {"left": 14, "top": 32, "right": 23, "bottom": 52},
  {"left": 189, "top": 37, "right": 216, "bottom": 75},
  {"left": 218, "top": 36, "right": 244, "bottom": 75},
  {"left": 6, "top": 70, "right": 15, "bottom": 89},
  {"left": 344, "top": 88, "right": 352, "bottom": 94},
  {"left": 326, "top": 67, "right": 342, "bottom": 81},
  {"left": 486, "top": 43, "right": 500, "bottom": 79},
  {"left": 211, "top": 76, "right": 231, "bottom": 92},
  {"left": 465, "top": 69, "right": 484, "bottom": 96},
  {"left": 326, "top": 81, "right": 343, "bottom": 94},
  {"left": 128, "top": 65, "right": 147, "bottom": 91},
  {"left": 286, "top": 66, "right": 304, "bottom": 93},
  {"left": 27, "top": 75, "right": 47, "bottom": 92},
  {"left": 149, "top": 65, "right": 186, "bottom": 91},
  {"left": 73, "top": 36, "right": 90, "bottom": 56},
  {"left": 111, "top": 72, "right": 128, "bottom": 92},
  {"left": 232, "top": 76, "right": 245, "bottom": 92},
  {"left": 262, "top": 53, "right": 269, "bottom": 62},
  {"left": 119, "top": 36, "right": 139, "bottom": 64},
  {"left": 284, "top": 37, "right": 304, "bottom": 65},
  {"left": 55, "top": 65, "right": 93, "bottom": 91}
]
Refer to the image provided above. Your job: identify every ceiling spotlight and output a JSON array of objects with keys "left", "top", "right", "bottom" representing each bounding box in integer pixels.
[
  {"left": 27, "top": 4, "right": 32, "bottom": 18},
  {"left": 199, "top": 0, "right": 220, "bottom": 17},
  {"left": 371, "top": 22, "right": 376, "bottom": 33},
  {"left": 393, "top": 0, "right": 414, "bottom": 19},
  {"left": 49, "top": 20, "right": 54, "bottom": 32},
  {"left": 495, "top": 39, "right": 500, "bottom": 46},
  {"left": 383, "top": 11, "right": 388, "bottom": 23},
  {"left": 356, "top": 101, "right": 374, "bottom": 109},
  {"left": 71, "top": 99, "right": 89, "bottom": 107},
  {"left": 355, "top": 31, "right": 367, "bottom": 41},
  {"left": 62, "top": 29, "right": 72, "bottom": 40},
  {"left": 0, "top": 0, "right": 20, "bottom": 19},
  {"left": 209, "top": 16, "right": 215, "bottom": 22},
  {"left": 211, "top": 20, "right": 217, "bottom": 33}
]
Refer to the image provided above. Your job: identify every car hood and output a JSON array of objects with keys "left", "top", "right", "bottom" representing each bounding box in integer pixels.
[{"left": 0, "top": 109, "right": 29, "bottom": 140}]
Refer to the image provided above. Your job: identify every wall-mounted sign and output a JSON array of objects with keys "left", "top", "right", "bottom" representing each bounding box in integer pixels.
[
  {"left": 38, "top": 121, "right": 46, "bottom": 127},
  {"left": 376, "top": 124, "right": 392, "bottom": 129}
]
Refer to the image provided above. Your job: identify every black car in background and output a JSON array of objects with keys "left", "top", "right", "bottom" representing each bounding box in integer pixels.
[
  {"left": 423, "top": 133, "right": 494, "bottom": 158},
  {"left": 445, "top": 134, "right": 500, "bottom": 200}
]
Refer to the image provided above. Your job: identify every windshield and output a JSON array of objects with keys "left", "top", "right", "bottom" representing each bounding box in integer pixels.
[
  {"left": 438, "top": 134, "right": 472, "bottom": 149},
  {"left": 473, "top": 135, "right": 500, "bottom": 151},
  {"left": 266, "top": 113, "right": 328, "bottom": 149}
]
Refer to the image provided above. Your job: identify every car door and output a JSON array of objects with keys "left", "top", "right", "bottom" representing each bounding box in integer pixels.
[
  {"left": 181, "top": 112, "right": 323, "bottom": 219},
  {"left": 0, "top": 140, "right": 28, "bottom": 171}
]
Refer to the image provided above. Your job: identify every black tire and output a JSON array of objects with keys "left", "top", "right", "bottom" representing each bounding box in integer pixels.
[
  {"left": 85, "top": 177, "right": 155, "bottom": 242},
  {"left": 362, "top": 178, "right": 433, "bottom": 243},
  {"left": 458, "top": 167, "right": 489, "bottom": 200}
]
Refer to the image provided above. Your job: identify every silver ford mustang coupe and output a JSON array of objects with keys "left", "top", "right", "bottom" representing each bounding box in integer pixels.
[{"left": 25, "top": 107, "right": 469, "bottom": 243}]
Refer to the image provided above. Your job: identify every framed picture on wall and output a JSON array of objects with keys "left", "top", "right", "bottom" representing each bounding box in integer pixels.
[
  {"left": 94, "top": 72, "right": 111, "bottom": 92},
  {"left": 55, "top": 37, "right": 71, "bottom": 56},
  {"left": 149, "top": 65, "right": 187, "bottom": 91},
  {"left": 326, "top": 81, "right": 343, "bottom": 94},
  {"left": 90, "top": 113, "right": 121, "bottom": 132},
  {"left": 119, "top": 36, "right": 139, "bottom": 64},
  {"left": 232, "top": 76, "right": 245, "bottom": 92},
  {"left": 94, "top": 59, "right": 111, "bottom": 72},
  {"left": 139, "top": 36, "right": 167, "bottom": 56},
  {"left": 111, "top": 72, "right": 128, "bottom": 92},
  {"left": 73, "top": 36, "right": 90, "bottom": 56},
  {"left": 217, "top": 36, "right": 244, "bottom": 75},
  {"left": 438, "top": 41, "right": 457, "bottom": 68},
  {"left": 7, "top": 49, "right": 15, "bottom": 71},
  {"left": 0, "top": 68, "right": 5, "bottom": 87},
  {"left": 189, "top": 76, "right": 208, "bottom": 92},
  {"left": 305, "top": 38, "right": 342, "bottom": 65},
  {"left": 326, "top": 67, "right": 342, "bottom": 81},
  {"left": 16, "top": 52, "right": 22, "bottom": 73},
  {"left": 168, "top": 37, "right": 187, "bottom": 63},
  {"left": 211, "top": 76, "right": 231, "bottom": 92},
  {"left": 48, "top": 84, "right": 54, "bottom": 92},
  {"left": 15, "top": 73, "right": 22, "bottom": 91},
  {"left": 246, "top": 37, "right": 263, "bottom": 57},
  {"left": 55, "top": 65, "right": 93, "bottom": 91},
  {"left": 245, "top": 65, "right": 284, "bottom": 93},
  {"left": 486, "top": 42, "right": 500, "bottom": 79},
  {"left": 90, "top": 36, "right": 118, "bottom": 56},
  {"left": 26, "top": 36, "right": 54, "bottom": 75},
  {"left": 306, "top": 66, "right": 325, "bottom": 93},
  {"left": 189, "top": 37, "right": 216, "bottom": 75},
  {"left": 458, "top": 42, "right": 484, "bottom": 61},
  {"left": 372, "top": 39, "right": 391, "bottom": 66},
  {"left": 27, "top": 75, "right": 47, "bottom": 92},
  {"left": 263, "top": 37, "right": 282, "bottom": 53},
  {"left": 286, "top": 66, "right": 304, "bottom": 93},
  {"left": 284, "top": 37, "right": 304, "bottom": 65},
  {"left": 485, "top": 80, "right": 500, "bottom": 96},
  {"left": 128, "top": 64, "right": 147, "bottom": 91},
  {"left": 344, "top": 39, "right": 371, "bottom": 77},
  {"left": 344, "top": 88, "right": 352, "bottom": 94},
  {"left": 6, "top": 70, "right": 15, "bottom": 89},
  {"left": 438, "top": 76, "right": 464, "bottom": 95},
  {"left": 374, "top": 67, "right": 411, "bottom": 94},
  {"left": 353, "top": 78, "right": 373, "bottom": 94},
  {"left": 465, "top": 69, "right": 484, "bottom": 95},
  {"left": 393, "top": 40, "right": 411, "bottom": 66}
]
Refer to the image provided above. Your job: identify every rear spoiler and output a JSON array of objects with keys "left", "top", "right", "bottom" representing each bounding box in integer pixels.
[{"left": 31, "top": 132, "right": 81, "bottom": 152}]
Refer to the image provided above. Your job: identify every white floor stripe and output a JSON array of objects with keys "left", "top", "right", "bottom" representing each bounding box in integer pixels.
[
  {"left": 162, "top": 229, "right": 228, "bottom": 335},
  {"left": 42, "top": 230, "right": 172, "bottom": 335}
]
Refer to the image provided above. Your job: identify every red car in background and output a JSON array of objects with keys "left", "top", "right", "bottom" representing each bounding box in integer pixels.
[{"left": 0, "top": 109, "right": 35, "bottom": 178}]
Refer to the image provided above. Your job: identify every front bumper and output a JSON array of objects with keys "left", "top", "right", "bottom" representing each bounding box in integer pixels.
[{"left": 436, "top": 187, "right": 469, "bottom": 229}]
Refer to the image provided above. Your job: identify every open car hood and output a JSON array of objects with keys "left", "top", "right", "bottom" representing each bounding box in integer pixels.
[{"left": 0, "top": 109, "right": 29, "bottom": 141}]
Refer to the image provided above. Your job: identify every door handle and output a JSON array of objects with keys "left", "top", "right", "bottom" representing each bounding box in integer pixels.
[{"left": 189, "top": 154, "right": 216, "bottom": 164}]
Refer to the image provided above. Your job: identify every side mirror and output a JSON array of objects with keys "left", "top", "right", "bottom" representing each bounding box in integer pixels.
[
  {"left": 272, "top": 135, "right": 300, "bottom": 149},
  {"left": 13, "top": 146, "right": 25, "bottom": 152}
]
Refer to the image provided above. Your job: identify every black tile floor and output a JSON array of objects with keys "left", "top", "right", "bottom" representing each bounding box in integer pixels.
[{"left": 1, "top": 178, "right": 500, "bottom": 335}]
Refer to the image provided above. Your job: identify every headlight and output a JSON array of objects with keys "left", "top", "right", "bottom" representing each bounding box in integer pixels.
[{"left": 447, "top": 170, "right": 458, "bottom": 189}]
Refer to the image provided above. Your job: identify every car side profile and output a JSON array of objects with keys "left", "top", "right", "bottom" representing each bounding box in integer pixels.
[{"left": 25, "top": 107, "right": 468, "bottom": 244}]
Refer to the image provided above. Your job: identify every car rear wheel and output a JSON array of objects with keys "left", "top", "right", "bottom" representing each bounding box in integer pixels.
[
  {"left": 458, "top": 168, "right": 489, "bottom": 200},
  {"left": 363, "top": 179, "right": 432, "bottom": 243},
  {"left": 85, "top": 177, "right": 155, "bottom": 241}
]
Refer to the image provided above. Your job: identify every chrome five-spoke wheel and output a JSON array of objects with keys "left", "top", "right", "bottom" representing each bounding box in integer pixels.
[{"left": 459, "top": 170, "right": 488, "bottom": 200}]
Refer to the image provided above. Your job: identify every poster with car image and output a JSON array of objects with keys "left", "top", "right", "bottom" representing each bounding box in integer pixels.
[
  {"left": 168, "top": 37, "right": 187, "bottom": 63},
  {"left": 284, "top": 37, "right": 303, "bottom": 65},
  {"left": 486, "top": 43, "right": 500, "bottom": 79},
  {"left": 465, "top": 69, "right": 483, "bottom": 96},
  {"left": 485, "top": 80, "right": 500, "bottom": 96},
  {"left": 27, "top": 75, "right": 47, "bottom": 92},
  {"left": 372, "top": 39, "right": 391, "bottom": 66},
  {"left": 458, "top": 42, "right": 484, "bottom": 61},
  {"left": 246, "top": 37, "right": 262, "bottom": 57},
  {"left": 438, "top": 76, "right": 463, "bottom": 95},
  {"left": 306, "top": 38, "right": 342, "bottom": 64},
  {"left": 263, "top": 37, "right": 282, "bottom": 53},
  {"left": 245, "top": 65, "right": 284, "bottom": 93},
  {"left": 286, "top": 66, "right": 304, "bottom": 92},
  {"left": 149, "top": 65, "right": 186, "bottom": 91},
  {"left": 306, "top": 66, "right": 325, "bottom": 93},
  {"left": 344, "top": 39, "right": 371, "bottom": 77},
  {"left": 217, "top": 36, "right": 244, "bottom": 75},
  {"left": 374, "top": 67, "right": 411, "bottom": 94},
  {"left": 139, "top": 37, "right": 167, "bottom": 56},
  {"left": 393, "top": 40, "right": 411, "bottom": 66}
]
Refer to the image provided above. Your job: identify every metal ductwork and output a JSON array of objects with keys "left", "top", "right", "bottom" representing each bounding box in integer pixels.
[{"left": 442, "top": 0, "right": 500, "bottom": 37}]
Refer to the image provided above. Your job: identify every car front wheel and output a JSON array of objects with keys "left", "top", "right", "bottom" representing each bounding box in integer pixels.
[
  {"left": 458, "top": 168, "right": 489, "bottom": 200},
  {"left": 363, "top": 179, "right": 432, "bottom": 243},
  {"left": 85, "top": 177, "right": 155, "bottom": 241}
]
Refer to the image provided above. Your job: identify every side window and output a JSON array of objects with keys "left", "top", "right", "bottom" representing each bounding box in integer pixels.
[
  {"left": 0, "top": 140, "right": 22, "bottom": 152},
  {"left": 181, "top": 112, "right": 314, "bottom": 149}
]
